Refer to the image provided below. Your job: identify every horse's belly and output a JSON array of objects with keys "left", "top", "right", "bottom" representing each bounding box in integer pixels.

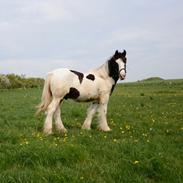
[{"left": 76, "top": 86, "right": 99, "bottom": 102}]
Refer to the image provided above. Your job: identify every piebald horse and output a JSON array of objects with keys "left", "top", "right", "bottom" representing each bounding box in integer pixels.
[{"left": 37, "top": 50, "right": 127, "bottom": 134}]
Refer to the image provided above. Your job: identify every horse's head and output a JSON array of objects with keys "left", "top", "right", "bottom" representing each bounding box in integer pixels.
[{"left": 113, "top": 50, "right": 127, "bottom": 80}]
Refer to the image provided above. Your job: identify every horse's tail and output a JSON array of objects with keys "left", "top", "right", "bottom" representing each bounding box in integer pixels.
[{"left": 36, "top": 74, "right": 52, "bottom": 115}]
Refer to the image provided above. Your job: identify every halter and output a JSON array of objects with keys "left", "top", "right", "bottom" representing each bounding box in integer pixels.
[{"left": 119, "top": 63, "right": 127, "bottom": 74}]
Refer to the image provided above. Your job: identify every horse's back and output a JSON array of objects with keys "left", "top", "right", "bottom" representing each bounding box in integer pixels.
[
  {"left": 49, "top": 68, "right": 70, "bottom": 76},
  {"left": 47, "top": 68, "right": 76, "bottom": 96}
]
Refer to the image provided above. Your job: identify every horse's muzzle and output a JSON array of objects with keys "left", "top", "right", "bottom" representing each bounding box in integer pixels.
[
  {"left": 120, "top": 75, "right": 126, "bottom": 80},
  {"left": 119, "top": 69, "right": 126, "bottom": 80}
]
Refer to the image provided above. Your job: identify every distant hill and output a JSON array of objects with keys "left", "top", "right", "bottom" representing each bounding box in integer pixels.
[{"left": 140, "top": 77, "right": 164, "bottom": 82}]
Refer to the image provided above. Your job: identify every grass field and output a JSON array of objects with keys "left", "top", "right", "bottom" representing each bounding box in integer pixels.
[{"left": 0, "top": 79, "right": 183, "bottom": 183}]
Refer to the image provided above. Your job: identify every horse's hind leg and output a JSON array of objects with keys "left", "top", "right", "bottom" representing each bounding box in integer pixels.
[
  {"left": 82, "top": 103, "right": 98, "bottom": 130},
  {"left": 43, "top": 97, "right": 61, "bottom": 134},
  {"left": 54, "top": 100, "right": 67, "bottom": 133}
]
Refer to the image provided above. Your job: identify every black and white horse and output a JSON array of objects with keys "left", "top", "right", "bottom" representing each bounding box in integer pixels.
[{"left": 37, "top": 50, "right": 127, "bottom": 134}]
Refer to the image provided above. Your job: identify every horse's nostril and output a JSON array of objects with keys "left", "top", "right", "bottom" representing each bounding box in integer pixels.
[{"left": 120, "top": 74, "right": 126, "bottom": 80}]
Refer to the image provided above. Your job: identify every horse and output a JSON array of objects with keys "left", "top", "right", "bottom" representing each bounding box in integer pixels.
[{"left": 36, "top": 50, "right": 127, "bottom": 134}]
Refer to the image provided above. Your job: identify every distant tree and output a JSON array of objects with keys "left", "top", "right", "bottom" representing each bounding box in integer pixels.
[{"left": 0, "top": 74, "right": 11, "bottom": 88}]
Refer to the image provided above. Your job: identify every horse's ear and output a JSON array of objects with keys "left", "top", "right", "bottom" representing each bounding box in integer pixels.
[
  {"left": 115, "top": 50, "right": 118, "bottom": 55},
  {"left": 122, "top": 50, "right": 126, "bottom": 57}
]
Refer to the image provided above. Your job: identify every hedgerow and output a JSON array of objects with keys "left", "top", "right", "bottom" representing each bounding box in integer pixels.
[{"left": 0, "top": 74, "right": 44, "bottom": 89}]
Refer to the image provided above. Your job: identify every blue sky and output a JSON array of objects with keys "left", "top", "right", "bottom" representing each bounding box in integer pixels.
[{"left": 0, "top": 0, "right": 183, "bottom": 81}]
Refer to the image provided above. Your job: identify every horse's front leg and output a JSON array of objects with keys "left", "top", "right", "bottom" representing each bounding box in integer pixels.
[
  {"left": 98, "top": 94, "right": 111, "bottom": 131},
  {"left": 82, "top": 103, "right": 98, "bottom": 130}
]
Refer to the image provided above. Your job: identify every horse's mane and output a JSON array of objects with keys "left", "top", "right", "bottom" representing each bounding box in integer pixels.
[
  {"left": 92, "top": 56, "right": 119, "bottom": 84},
  {"left": 107, "top": 57, "right": 119, "bottom": 83}
]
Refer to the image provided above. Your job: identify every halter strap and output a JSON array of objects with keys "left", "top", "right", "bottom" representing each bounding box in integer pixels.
[
  {"left": 119, "top": 68, "right": 126, "bottom": 72},
  {"left": 119, "top": 64, "right": 127, "bottom": 73}
]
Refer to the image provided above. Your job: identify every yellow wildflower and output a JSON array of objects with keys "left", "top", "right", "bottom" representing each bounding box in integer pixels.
[
  {"left": 133, "top": 160, "right": 139, "bottom": 164},
  {"left": 142, "top": 133, "right": 148, "bottom": 137},
  {"left": 125, "top": 125, "right": 130, "bottom": 130}
]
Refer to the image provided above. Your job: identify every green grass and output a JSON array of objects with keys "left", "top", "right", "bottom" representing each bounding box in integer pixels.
[{"left": 0, "top": 79, "right": 183, "bottom": 183}]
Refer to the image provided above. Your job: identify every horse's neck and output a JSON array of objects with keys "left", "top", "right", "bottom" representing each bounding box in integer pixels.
[
  {"left": 91, "top": 62, "right": 115, "bottom": 84},
  {"left": 91, "top": 62, "right": 107, "bottom": 78}
]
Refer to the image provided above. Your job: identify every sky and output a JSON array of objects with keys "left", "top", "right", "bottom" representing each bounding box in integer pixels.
[{"left": 0, "top": 0, "right": 183, "bottom": 81}]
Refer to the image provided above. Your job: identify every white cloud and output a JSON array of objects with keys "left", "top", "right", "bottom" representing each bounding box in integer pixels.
[{"left": 19, "top": 1, "right": 73, "bottom": 23}]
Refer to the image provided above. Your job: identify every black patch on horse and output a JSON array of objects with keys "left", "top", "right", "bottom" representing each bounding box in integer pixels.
[
  {"left": 64, "top": 87, "right": 80, "bottom": 100},
  {"left": 108, "top": 57, "right": 119, "bottom": 83},
  {"left": 70, "top": 70, "right": 84, "bottom": 84},
  {"left": 110, "top": 84, "right": 116, "bottom": 95},
  {"left": 86, "top": 74, "right": 95, "bottom": 81}
]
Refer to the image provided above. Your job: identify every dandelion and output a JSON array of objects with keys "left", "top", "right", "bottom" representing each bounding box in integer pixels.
[
  {"left": 133, "top": 160, "right": 139, "bottom": 165},
  {"left": 125, "top": 124, "right": 130, "bottom": 130},
  {"left": 166, "top": 129, "right": 170, "bottom": 133},
  {"left": 111, "top": 119, "right": 114, "bottom": 124},
  {"left": 121, "top": 131, "right": 125, "bottom": 134},
  {"left": 147, "top": 139, "right": 150, "bottom": 143},
  {"left": 113, "top": 139, "right": 117, "bottom": 143},
  {"left": 142, "top": 133, "right": 148, "bottom": 137},
  {"left": 80, "top": 176, "right": 84, "bottom": 180}
]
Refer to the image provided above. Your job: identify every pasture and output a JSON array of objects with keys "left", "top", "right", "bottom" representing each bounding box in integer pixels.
[{"left": 0, "top": 79, "right": 183, "bottom": 183}]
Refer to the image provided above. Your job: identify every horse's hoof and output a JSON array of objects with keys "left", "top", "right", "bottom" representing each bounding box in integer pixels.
[
  {"left": 58, "top": 128, "right": 68, "bottom": 133},
  {"left": 99, "top": 127, "right": 111, "bottom": 132},
  {"left": 82, "top": 125, "right": 91, "bottom": 130},
  {"left": 43, "top": 128, "right": 52, "bottom": 135}
]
